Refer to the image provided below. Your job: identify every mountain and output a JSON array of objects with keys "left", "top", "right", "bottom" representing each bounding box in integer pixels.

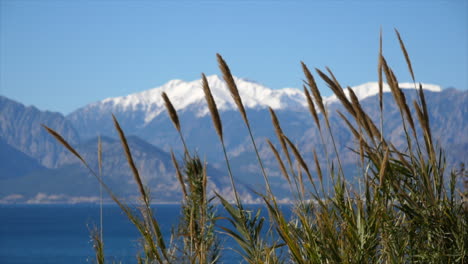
[
  {"left": 0, "top": 137, "right": 45, "bottom": 179},
  {"left": 66, "top": 76, "right": 464, "bottom": 183},
  {"left": 68, "top": 76, "right": 442, "bottom": 127},
  {"left": 68, "top": 75, "right": 306, "bottom": 134},
  {"left": 0, "top": 134, "right": 236, "bottom": 204},
  {"left": 0, "top": 77, "right": 466, "bottom": 204},
  {"left": 0, "top": 96, "right": 80, "bottom": 168},
  {"left": 67, "top": 77, "right": 445, "bottom": 158},
  {"left": 0, "top": 95, "right": 250, "bottom": 204}
]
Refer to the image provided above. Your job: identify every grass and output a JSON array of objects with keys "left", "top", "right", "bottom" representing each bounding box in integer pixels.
[{"left": 44, "top": 31, "right": 467, "bottom": 263}]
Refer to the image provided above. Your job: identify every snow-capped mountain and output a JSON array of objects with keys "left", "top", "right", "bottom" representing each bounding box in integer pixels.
[
  {"left": 91, "top": 75, "right": 307, "bottom": 124},
  {"left": 66, "top": 75, "right": 452, "bottom": 169},
  {"left": 74, "top": 75, "right": 442, "bottom": 125},
  {"left": 0, "top": 76, "right": 465, "bottom": 204}
]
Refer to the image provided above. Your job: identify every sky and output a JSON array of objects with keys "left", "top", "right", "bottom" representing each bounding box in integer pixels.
[{"left": 0, "top": 0, "right": 467, "bottom": 114}]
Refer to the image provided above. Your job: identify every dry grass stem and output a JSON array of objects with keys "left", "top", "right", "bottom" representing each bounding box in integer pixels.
[
  {"left": 378, "top": 28, "right": 384, "bottom": 113},
  {"left": 217, "top": 53, "right": 272, "bottom": 195},
  {"left": 97, "top": 135, "right": 103, "bottom": 243},
  {"left": 98, "top": 136, "right": 103, "bottom": 175}
]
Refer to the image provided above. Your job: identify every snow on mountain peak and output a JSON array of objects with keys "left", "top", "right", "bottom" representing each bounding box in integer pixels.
[
  {"left": 99, "top": 75, "right": 306, "bottom": 123},
  {"left": 95, "top": 77, "right": 442, "bottom": 123}
]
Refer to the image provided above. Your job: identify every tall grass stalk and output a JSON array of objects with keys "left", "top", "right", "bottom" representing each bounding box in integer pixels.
[
  {"left": 98, "top": 135, "right": 103, "bottom": 246},
  {"left": 217, "top": 54, "right": 273, "bottom": 197}
]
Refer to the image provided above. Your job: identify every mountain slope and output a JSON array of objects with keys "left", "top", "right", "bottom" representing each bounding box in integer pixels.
[
  {"left": 68, "top": 76, "right": 441, "bottom": 126},
  {"left": 65, "top": 76, "right": 465, "bottom": 195},
  {"left": 0, "top": 96, "right": 80, "bottom": 168},
  {"left": 67, "top": 75, "right": 308, "bottom": 141},
  {"left": 0, "top": 134, "right": 238, "bottom": 203},
  {"left": 1, "top": 77, "right": 465, "bottom": 204},
  {"left": 0, "top": 137, "right": 45, "bottom": 179},
  {"left": 66, "top": 76, "right": 446, "bottom": 161}
]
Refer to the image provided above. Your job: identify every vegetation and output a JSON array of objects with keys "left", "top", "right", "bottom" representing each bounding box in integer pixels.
[{"left": 44, "top": 30, "right": 467, "bottom": 263}]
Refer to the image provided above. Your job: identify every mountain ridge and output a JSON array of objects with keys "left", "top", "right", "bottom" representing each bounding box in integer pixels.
[
  {"left": 68, "top": 76, "right": 442, "bottom": 125},
  {"left": 0, "top": 78, "right": 464, "bottom": 204}
]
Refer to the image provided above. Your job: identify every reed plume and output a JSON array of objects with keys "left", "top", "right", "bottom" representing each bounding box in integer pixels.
[
  {"left": 381, "top": 57, "right": 416, "bottom": 135},
  {"left": 301, "top": 62, "right": 326, "bottom": 117},
  {"left": 378, "top": 28, "right": 385, "bottom": 142},
  {"left": 378, "top": 147, "right": 390, "bottom": 188},
  {"left": 217, "top": 53, "right": 272, "bottom": 196},
  {"left": 283, "top": 135, "right": 317, "bottom": 193},
  {"left": 112, "top": 114, "right": 148, "bottom": 204},
  {"left": 303, "top": 85, "right": 321, "bottom": 130},
  {"left": 268, "top": 107, "right": 293, "bottom": 170},
  {"left": 395, "top": 29, "right": 415, "bottom": 82},
  {"left": 161, "top": 92, "right": 190, "bottom": 157},
  {"left": 313, "top": 149, "right": 323, "bottom": 186},
  {"left": 336, "top": 111, "right": 360, "bottom": 140},
  {"left": 162, "top": 92, "right": 180, "bottom": 132},
  {"left": 267, "top": 139, "right": 291, "bottom": 185},
  {"left": 202, "top": 73, "right": 223, "bottom": 141},
  {"left": 216, "top": 53, "right": 248, "bottom": 125},
  {"left": 171, "top": 150, "right": 187, "bottom": 199},
  {"left": 201, "top": 72, "right": 241, "bottom": 206},
  {"left": 348, "top": 87, "right": 374, "bottom": 140},
  {"left": 316, "top": 68, "right": 355, "bottom": 117},
  {"left": 42, "top": 125, "right": 87, "bottom": 165}
]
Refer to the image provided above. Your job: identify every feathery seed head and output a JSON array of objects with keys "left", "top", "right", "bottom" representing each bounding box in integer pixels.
[
  {"left": 202, "top": 73, "right": 223, "bottom": 141},
  {"left": 303, "top": 85, "right": 321, "bottom": 129},
  {"left": 216, "top": 53, "right": 248, "bottom": 125},
  {"left": 161, "top": 92, "right": 181, "bottom": 133},
  {"left": 301, "top": 62, "right": 326, "bottom": 115}
]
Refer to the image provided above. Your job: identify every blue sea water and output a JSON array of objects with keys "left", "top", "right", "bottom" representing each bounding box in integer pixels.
[{"left": 0, "top": 204, "right": 278, "bottom": 263}]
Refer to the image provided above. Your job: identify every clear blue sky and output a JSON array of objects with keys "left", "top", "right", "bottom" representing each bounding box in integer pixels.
[{"left": 1, "top": 0, "right": 466, "bottom": 114}]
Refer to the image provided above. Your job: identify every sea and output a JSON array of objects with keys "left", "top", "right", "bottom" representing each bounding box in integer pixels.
[{"left": 0, "top": 204, "right": 283, "bottom": 264}]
